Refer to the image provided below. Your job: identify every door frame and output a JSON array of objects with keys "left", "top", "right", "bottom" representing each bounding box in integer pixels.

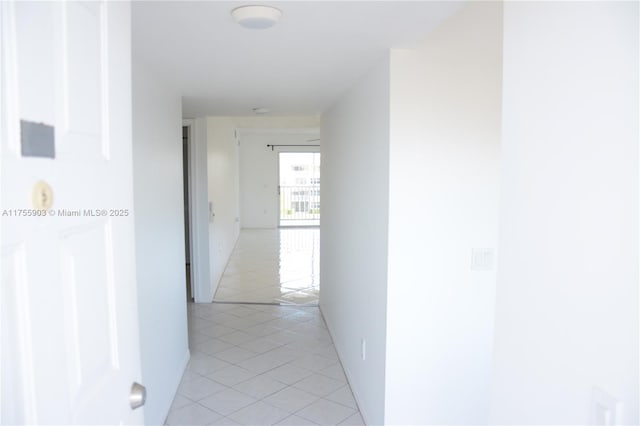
[
  {"left": 182, "top": 118, "right": 211, "bottom": 303},
  {"left": 182, "top": 120, "right": 194, "bottom": 299}
]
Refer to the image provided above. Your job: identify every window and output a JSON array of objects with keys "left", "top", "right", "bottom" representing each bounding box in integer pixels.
[
  {"left": 279, "top": 152, "right": 321, "bottom": 226},
  {"left": 291, "top": 201, "right": 309, "bottom": 212}
]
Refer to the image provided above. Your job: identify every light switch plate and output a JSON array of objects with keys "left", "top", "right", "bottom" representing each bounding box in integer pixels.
[{"left": 471, "top": 248, "right": 494, "bottom": 271}]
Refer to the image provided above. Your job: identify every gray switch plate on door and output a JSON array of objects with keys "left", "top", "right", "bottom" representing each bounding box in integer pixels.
[{"left": 21, "top": 120, "right": 55, "bottom": 158}]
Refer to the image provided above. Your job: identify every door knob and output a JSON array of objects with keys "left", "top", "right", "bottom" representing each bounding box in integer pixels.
[{"left": 129, "top": 382, "right": 146, "bottom": 410}]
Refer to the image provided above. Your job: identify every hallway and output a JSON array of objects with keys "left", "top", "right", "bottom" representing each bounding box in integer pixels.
[{"left": 167, "top": 302, "right": 364, "bottom": 425}]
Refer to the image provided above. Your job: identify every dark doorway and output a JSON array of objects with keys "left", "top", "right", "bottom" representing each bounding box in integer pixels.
[{"left": 182, "top": 126, "right": 193, "bottom": 301}]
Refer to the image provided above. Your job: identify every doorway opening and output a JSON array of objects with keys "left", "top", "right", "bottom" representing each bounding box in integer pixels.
[
  {"left": 278, "top": 152, "right": 321, "bottom": 227},
  {"left": 182, "top": 125, "right": 193, "bottom": 301}
]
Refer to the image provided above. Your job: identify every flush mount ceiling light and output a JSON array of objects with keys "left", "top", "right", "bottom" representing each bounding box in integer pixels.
[
  {"left": 231, "top": 5, "right": 282, "bottom": 29},
  {"left": 252, "top": 107, "right": 270, "bottom": 115}
]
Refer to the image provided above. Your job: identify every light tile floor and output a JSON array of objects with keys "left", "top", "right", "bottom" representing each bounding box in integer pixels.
[
  {"left": 166, "top": 303, "right": 365, "bottom": 426},
  {"left": 214, "top": 229, "right": 320, "bottom": 305}
]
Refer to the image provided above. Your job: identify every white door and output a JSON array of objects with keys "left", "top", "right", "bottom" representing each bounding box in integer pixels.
[{"left": 1, "top": 1, "right": 144, "bottom": 424}]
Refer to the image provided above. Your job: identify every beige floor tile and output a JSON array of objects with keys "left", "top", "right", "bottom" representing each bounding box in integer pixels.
[
  {"left": 208, "top": 417, "right": 242, "bottom": 426},
  {"left": 187, "top": 353, "right": 233, "bottom": 376},
  {"left": 317, "top": 364, "right": 348, "bottom": 383},
  {"left": 191, "top": 338, "right": 235, "bottom": 356},
  {"left": 265, "top": 363, "right": 314, "bottom": 386},
  {"left": 206, "top": 365, "right": 258, "bottom": 387},
  {"left": 166, "top": 402, "right": 222, "bottom": 426},
  {"left": 263, "top": 386, "right": 319, "bottom": 413},
  {"left": 169, "top": 394, "right": 193, "bottom": 411},
  {"left": 227, "top": 401, "right": 291, "bottom": 426},
  {"left": 237, "top": 336, "right": 284, "bottom": 354},
  {"left": 325, "top": 386, "right": 357, "bottom": 409},
  {"left": 296, "top": 399, "right": 356, "bottom": 426},
  {"left": 217, "top": 330, "right": 259, "bottom": 345},
  {"left": 213, "top": 346, "right": 258, "bottom": 363},
  {"left": 275, "top": 414, "right": 320, "bottom": 426},
  {"left": 168, "top": 227, "right": 364, "bottom": 426},
  {"left": 198, "top": 388, "right": 257, "bottom": 416},
  {"left": 293, "top": 374, "right": 345, "bottom": 397},
  {"left": 339, "top": 412, "right": 365, "bottom": 426},
  {"left": 232, "top": 374, "right": 288, "bottom": 399},
  {"left": 290, "top": 354, "right": 338, "bottom": 372},
  {"left": 177, "top": 375, "right": 227, "bottom": 401}
]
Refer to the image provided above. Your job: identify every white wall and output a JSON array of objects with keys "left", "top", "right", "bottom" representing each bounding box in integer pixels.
[
  {"left": 239, "top": 131, "right": 319, "bottom": 229},
  {"left": 132, "top": 60, "right": 189, "bottom": 426},
  {"left": 321, "top": 54, "right": 390, "bottom": 426},
  {"left": 385, "top": 2, "right": 502, "bottom": 424},
  {"left": 491, "top": 2, "right": 639, "bottom": 424}
]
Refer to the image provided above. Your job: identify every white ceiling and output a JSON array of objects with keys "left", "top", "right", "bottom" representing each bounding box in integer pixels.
[{"left": 132, "top": 1, "right": 465, "bottom": 118}]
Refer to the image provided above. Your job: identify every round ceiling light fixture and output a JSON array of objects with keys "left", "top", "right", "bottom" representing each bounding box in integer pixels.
[{"left": 231, "top": 5, "right": 282, "bottom": 29}]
